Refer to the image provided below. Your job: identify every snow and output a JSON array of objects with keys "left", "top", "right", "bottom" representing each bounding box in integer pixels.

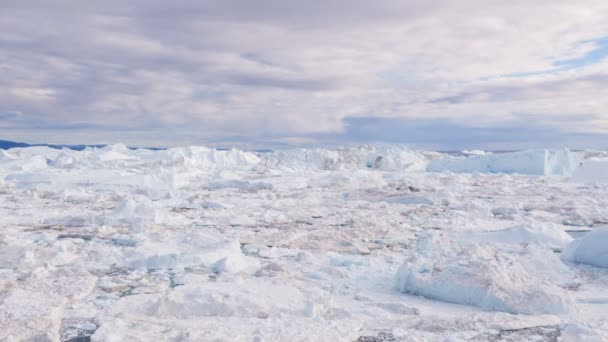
[
  {"left": 1, "top": 144, "right": 607, "bottom": 340},
  {"left": 562, "top": 226, "right": 608, "bottom": 268}
]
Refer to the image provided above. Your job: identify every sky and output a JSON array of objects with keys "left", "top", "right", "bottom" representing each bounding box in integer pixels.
[{"left": 1, "top": 0, "right": 608, "bottom": 149}]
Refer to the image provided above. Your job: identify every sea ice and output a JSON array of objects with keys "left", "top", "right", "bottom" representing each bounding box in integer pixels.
[{"left": 1, "top": 144, "right": 607, "bottom": 341}]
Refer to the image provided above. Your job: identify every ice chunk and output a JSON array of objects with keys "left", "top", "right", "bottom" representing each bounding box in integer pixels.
[
  {"left": 93, "top": 292, "right": 362, "bottom": 342},
  {"left": 396, "top": 232, "right": 576, "bottom": 315},
  {"left": 94, "top": 144, "right": 135, "bottom": 162},
  {"left": 102, "top": 195, "right": 183, "bottom": 230},
  {"left": 43, "top": 215, "right": 91, "bottom": 227},
  {"left": 466, "top": 225, "right": 573, "bottom": 250},
  {"left": 162, "top": 146, "right": 261, "bottom": 170},
  {"left": 22, "top": 267, "right": 97, "bottom": 300},
  {"left": 6, "top": 155, "right": 49, "bottom": 172},
  {"left": 0, "top": 245, "right": 24, "bottom": 269},
  {"left": 262, "top": 145, "right": 427, "bottom": 171},
  {"left": 104, "top": 278, "right": 310, "bottom": 319},
  {"left": 206, "top": 179, "right": 273, "bottom": 191},
  {"left": 49, "top": 151, "right": 77, "bottom": 168},
  {"left": 387, "top": 196, "right": 434, "bottom": 206},
  {"left": 125, "top": 235, "right": 260, "bottom": 273},
  {"left": 562, "top": 226, "right": 608, "bottom": 268},
  {"left": 462, "top": 150, "right": 487, "bottom": 156},
  {"left": 545, "top": 149, "right": 580, "bottom": 176},
  {"left": 0, "top": 149, "right": 17, "bottom": 160},
  {"left": 0, "top": 289, "right": 65, "bottom": 341},
  {"left": 105, "top": 195, "right": 157, "bottom": 229}
]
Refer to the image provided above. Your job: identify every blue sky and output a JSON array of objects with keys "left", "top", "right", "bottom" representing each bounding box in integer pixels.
[
  {"left": 555, "top": 37, "right": 608, "bottom": 70},
  {"left": 501, "top": 37, "right": 608, "bottom": 78},
  {"left": 0, "top": 1, "right": 607, "bottom": 149}
]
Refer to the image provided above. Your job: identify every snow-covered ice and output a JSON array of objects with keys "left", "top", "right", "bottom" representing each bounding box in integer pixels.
[{"left": 1, "top": 144, "right": 608, "bottom": 341}]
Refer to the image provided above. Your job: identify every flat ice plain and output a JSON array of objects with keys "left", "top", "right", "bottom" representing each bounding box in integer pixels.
[{"left": 1, "top": 145, "right": 607, "bottom": 341}]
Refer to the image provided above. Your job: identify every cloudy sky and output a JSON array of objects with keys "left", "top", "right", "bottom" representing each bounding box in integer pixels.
[{"left": 1, "top": 0, "right": 607, "bottom": 149}]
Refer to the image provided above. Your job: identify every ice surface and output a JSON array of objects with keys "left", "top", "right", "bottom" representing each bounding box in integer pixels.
[
  {"left": 1, "top": 144, "right": 607, "bottom": 341},
  {"left": 124, "top": 234, "right": 260, "bottom": 273}
]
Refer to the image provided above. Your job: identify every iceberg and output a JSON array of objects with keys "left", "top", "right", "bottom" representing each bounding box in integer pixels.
[
  {"left": 428, "top": 149, "right": 579, "bottom": 175},
  {"left": 396, "top": 232, "right": 576, "bottom": 315}
]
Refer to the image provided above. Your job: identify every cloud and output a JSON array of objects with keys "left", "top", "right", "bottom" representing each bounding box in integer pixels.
[{"left": 0, "top": 1, "right": 607, "bottom": 147}]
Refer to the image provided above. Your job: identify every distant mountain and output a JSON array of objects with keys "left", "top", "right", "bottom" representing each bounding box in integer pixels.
[
  {"left": 0, "top": 140, "right": 32, "bottom": 149},
  {"left": 0, "top": 139, "right": 165, "bottom": 151},
  {"left": 0, "top": 139, "right": 106, "bottom": 151}
]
